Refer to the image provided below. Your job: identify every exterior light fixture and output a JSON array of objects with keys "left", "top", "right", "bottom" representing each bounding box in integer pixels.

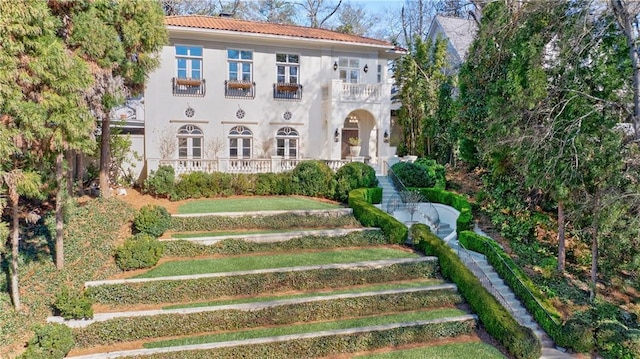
[
  {"left": 363, "top": 64, "right": 369, "bottom": 73},
  {"left": 334, "top": 129, "right": 340, "bottom": 142},
  {"left": 383, "top": 130, "right": 389, "bottom": 143},
  {"left": 333, "top": 61, "right": 338, "bottom": 71}
]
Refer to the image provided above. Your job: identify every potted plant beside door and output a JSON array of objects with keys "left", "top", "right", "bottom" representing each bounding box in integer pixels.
[{"left": 348, "top": 137, "right": 361, "bottom": 157}]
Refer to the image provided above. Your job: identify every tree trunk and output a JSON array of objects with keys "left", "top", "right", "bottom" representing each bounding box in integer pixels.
[
  {"left": 77, "top": 152, "right": 84, "bottom": 197},
  {"left": 10, "top": 195, "right": 20, "bottom": 310},
  {"left": 99, "top": 118, "right": 111, "bottom": 198},
  {"left": 55, "top": 152, "right": 65, "bottom": 270},
  {"left": 557, "top": 200, "right": 566, "bottom": 272},
  {"left": 65, "top": 150, "right": 74, "bottom": 195},
  {"left": 590, "top": 190, "right": 601, "bottom": 302}
]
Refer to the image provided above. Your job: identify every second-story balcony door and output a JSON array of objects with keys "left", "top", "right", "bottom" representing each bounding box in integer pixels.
[{"left": 338, "top": 58, "right": 360, "bottom": 84}]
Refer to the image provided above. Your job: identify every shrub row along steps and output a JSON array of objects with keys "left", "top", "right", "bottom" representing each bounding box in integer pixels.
[
  {"left": 65, "top": 315, "right": 478, "bottom": 359},
  {"left": 376, "top": 175, "right": 576, "bottom": 358},
  {"left": 172, "top": 208, "right": 353, "bottom": 218},
  {"left": 83, "top": 257, "right": 436, "bottom": 287},
  {"left": 49, "top": 284, "right": 459, "bottom": 328},
  {"left": 447, "top": 230, "right": 576, "bottom": 359},
  {"left": 162, "top": 227, "right": 378, "bottom": 245}
]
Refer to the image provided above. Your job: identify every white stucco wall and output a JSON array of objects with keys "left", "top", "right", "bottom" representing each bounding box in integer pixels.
[{"left": 142, "top": 28, "right": 401, "bottom": 175}]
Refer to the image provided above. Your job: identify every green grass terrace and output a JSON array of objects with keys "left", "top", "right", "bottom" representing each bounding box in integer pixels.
[{"left": 177, "top": 196, "right": 342, "bottom": 214}]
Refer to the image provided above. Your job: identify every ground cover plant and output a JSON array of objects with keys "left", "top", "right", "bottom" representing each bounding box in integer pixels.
[
  {"left": 162, "top": 279, "right": 446, "bottom": 309},
  {"left": 86, "top": 260, "right": 439, "bottom": 306},
  {"left": 74, "top": 289, "right": 463, "bottom": 347},
  {"left": 0, "top": 198, "right": 133, "bottom": 357},
  {"left": 169, "top": 212, "right": 361, "bottom": 232},
  {"left": 135, "top": 247, "right": 419, "bottom": 278},
  {"left": 353, "top": 342, "right": 506, "bottom": 359},
  {"left": 117, "top": 319, "right": 476, "bottom": 359},
  {"left": 177, "top": 196, "right": 341, "bottom": 214},
  {"left": 163, "top": 230, "right": 388, "bottom": 257},
  {"left": 141, "top": 309, "right": 468, "bottom": 348}
]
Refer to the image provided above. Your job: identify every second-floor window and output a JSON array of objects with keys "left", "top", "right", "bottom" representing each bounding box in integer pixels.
[
  {"left": 276, "top": 53, "right": 299, "bottom": 84},
  {"left": 228, "top": 49, "right": 253, "bottom": 82},
  {"left": 176, "top": 45, "right": 202, "bottom": 80},
  {"left": 339, "top": 57, "right": 359, "bottom": 83}
]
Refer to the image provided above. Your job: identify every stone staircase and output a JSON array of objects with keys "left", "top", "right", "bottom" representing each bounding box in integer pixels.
[{"left": 376, "top": 175, "right": 575, "bottom": 358}]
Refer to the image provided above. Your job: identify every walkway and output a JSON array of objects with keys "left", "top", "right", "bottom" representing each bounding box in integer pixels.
[{"left": 376, "top": 175, "right": 577, "bottom": 359}]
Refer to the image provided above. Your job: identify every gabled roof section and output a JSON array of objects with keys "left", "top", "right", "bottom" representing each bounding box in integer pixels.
[
  {"left": 430, "top": 15, "right": 478, "bottom": 61},
  {"left": 165, "top": 15, "right": 395, "bottom": 48}
]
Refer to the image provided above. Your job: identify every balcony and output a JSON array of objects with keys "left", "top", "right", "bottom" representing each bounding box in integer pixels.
[
  {"left": 172, "top": 78, "right": 206, "bottom": 97},
  {"left": 273, "top": 82, "right": 303, "bottom": 101},
  {"left": 322, "top": 80, "right": 391, "bottom": 103},
  {"left": 225, "top": 80, "right": 255, "bottom": 99},
  {"left": 151, "top": 158, "right": 351, "bottom": 175}
]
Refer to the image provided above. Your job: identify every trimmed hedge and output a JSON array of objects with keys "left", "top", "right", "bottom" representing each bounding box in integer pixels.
[
  {"left": 163, "top": 231, "right": 388, "bottom": 257},
  {"left": 414, "top": 158, "right": 447, "bottom": 190},
  {"left": 458, "top": 231, "right": 565, "bottom": 346},
  {"left": 290, "top": 160, "right": 336, "bottom": 199},
  {"left": 170, "top": 212, "right": 361, "bottom": 232},
  {"left": 74, "top": 289, "right": 462, "bottom": 347},
  {"left": 121, "top": 319, "right": 476, "bottom": 359},
  {"left": 411, "top": 224, "right": 541, "bottom": 359},
  {"left": 115, "top": 233, "right": 164, "bottom": 271},
  {"left": 391, "top": 162, "right": 434, "bottom": 188},
  {"left": 133, "top": 205, "right": 171, "bottom": 237},
  {"left": 417, "top": 188, "right": 473, "bottom": 232},
  {"left": 334, "top": 162, "right": 379, "bottom": 202},
  {"left": 349, "top": 188, "right": 407, "bottom": 244},
  {"left": 53, "top": 285, "right": 93, "bottom": 320},
  {"left": 86, "top": 261, "right": 439, "bottom": 305}
]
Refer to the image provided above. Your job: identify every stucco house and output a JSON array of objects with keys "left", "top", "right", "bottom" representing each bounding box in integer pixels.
[{"left": 116, "top": 15, "right": 406, "bottom": 180}]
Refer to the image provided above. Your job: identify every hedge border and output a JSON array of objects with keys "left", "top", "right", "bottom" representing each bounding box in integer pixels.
[
  {"left": 411, "top": 224, "right": 541, "bottom": 359},
  {"left": 416, "top": 187, "right": 473, "bottom": 233},
  {"left": 458, "top": 231, "right": 566, "bottom": 346},
  {"left": 348, "top": 188, "right": 407, "bottom": 244}
]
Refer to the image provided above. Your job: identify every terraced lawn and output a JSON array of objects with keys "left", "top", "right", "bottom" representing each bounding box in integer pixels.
[
  {"left": 136, "top": 247, "right": 419, "bottom": 278},
  {"left": 144, "top": 309, "right": 467, "bottom": 348},
  {"left": 355, "top": 342, "right": 506, "bottom": 359},
  {"left": 177, "top": 196, "right": 341, "bottom": 214},
  {"left": 162, "top": 279, "right": 446, "bottom": 309}
]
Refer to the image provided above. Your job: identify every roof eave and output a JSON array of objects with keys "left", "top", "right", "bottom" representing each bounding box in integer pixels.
[{"left": 167, "top": 25, "right": 395, "bottom": 51}]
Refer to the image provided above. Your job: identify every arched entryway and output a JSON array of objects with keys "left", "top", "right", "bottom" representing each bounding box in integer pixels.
[{"left": 340, "top": 110, "right": 376, "bottom": 160}]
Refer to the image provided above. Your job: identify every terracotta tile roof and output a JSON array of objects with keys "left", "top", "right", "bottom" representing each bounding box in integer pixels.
[{"left": 165, "top": 15, "right": 394, "bottom": 48}]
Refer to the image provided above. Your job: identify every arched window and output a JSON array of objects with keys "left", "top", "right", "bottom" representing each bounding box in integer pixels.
[
  {"left": 177, "top": 125, "right": 203, "bottom": 160},
  {"left": 276, "top": 127, "right": 299, "bottom": 159},
  {"left": 229, "top": 126, "right": 252, "bottom": 159}
]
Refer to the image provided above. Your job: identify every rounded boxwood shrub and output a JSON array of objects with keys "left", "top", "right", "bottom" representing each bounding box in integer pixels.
[
  {"left": 54, "top": 285, "right": 93, "bottom": 320},
  {"left": 20, "top": 323, "right": 74, "bottom": 359},
  {"left": 391, "top": 162, "right": 435, "bottom": 188},
  {"left": 414, "top": 158, "right": 446, "bottom": 189},
  {"left": 115, "top": 233, "right": 164, "bottom": 271},
  {"left": 143, "top": 165, "right": 175, "bottom": 198},
  {"left": 291, "top": 160, "right": 336, "bottom": 199},
  {"left": 334, "top": 162, "right": 378, "bottom": 203},
  {"left": 133, "top": 204, "right": 171, "bottom": 237}
]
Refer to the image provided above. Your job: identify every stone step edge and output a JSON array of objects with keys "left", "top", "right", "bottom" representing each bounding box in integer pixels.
[
  {"left": 49, "top": 284, "right": 458, "bottom": 328},
  {"left": 162, "top": 227, "right": 379, "bottom": 244},
  {"left": 172, "top": 208, "right": 353, "bottom": 218},
  {"left": 65, "top": 315, "right": 477, "bottom": 359},
  {"left": 85, "top": 257, "right": 439, "bottom": 288}
]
